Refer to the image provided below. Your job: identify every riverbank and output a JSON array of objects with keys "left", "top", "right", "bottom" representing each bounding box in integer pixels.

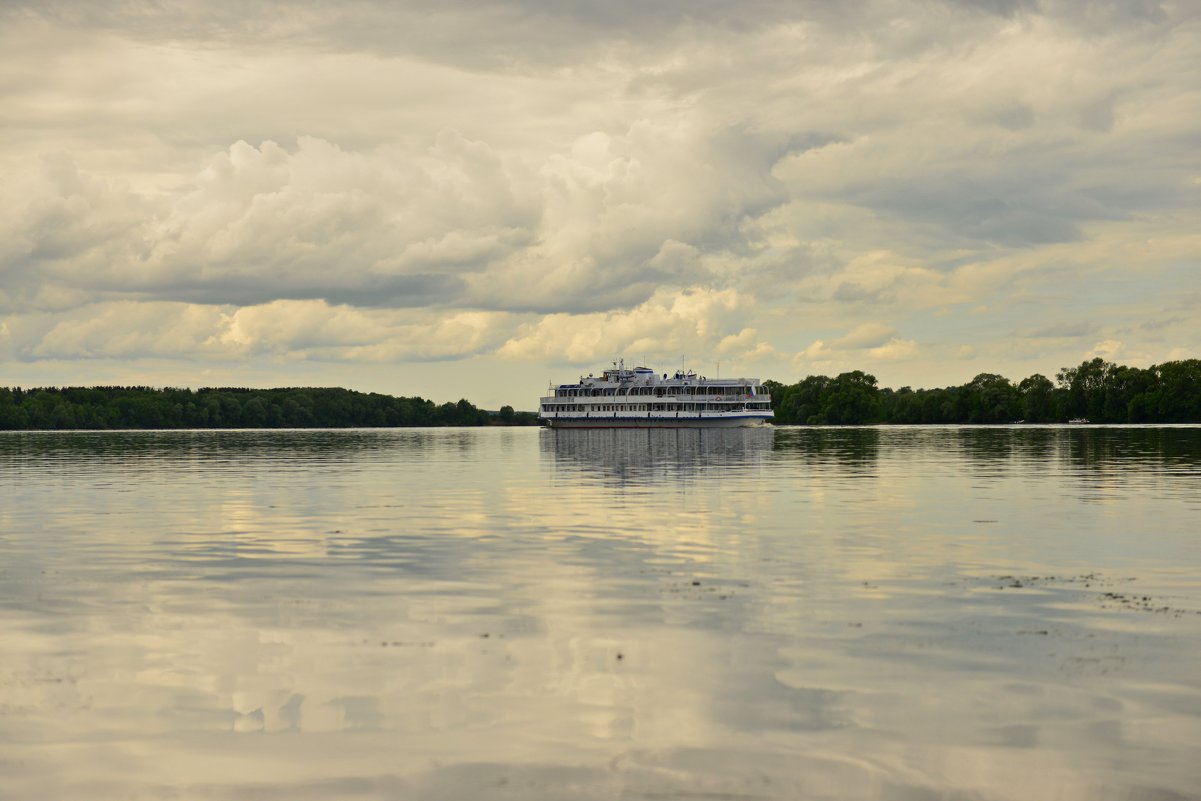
[{"left": 0, "top": 386, "right": 539, "bottom": 430}]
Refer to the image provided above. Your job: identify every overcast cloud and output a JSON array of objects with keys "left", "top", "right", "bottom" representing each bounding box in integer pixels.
[{"left": 1, "top": 0, "right": 1197, "bottom": 407}]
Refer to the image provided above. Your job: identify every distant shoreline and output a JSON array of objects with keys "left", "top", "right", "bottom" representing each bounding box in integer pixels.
[
  {"left": 0, "top": 386, "right": 538, "bottom": 430},
  {"left": 766, "top": 357, "right": 1201, "bottom": 425},
  {"left": 4, "top": 356, "right": 1199, "bottom": 430}
]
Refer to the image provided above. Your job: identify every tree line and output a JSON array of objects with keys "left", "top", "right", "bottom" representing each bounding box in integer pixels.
[
  {"left": 0, "top": 386, "right": 539, "bottom": 430},
  {"left": 4, "top": 357, "right": 1200, "bottom": 430},
  {"left": 765, "top": 358, "right": 1201, "bottom": 425}
]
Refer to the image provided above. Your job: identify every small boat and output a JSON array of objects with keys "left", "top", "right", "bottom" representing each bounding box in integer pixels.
[{"left": 1067, "top": 418, "right": 1090, "bottom": 424}]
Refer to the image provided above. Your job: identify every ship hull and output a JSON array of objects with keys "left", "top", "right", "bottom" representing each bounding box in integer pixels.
[{"left": 542, "top": 414, "right": 771, "bottom": 429}]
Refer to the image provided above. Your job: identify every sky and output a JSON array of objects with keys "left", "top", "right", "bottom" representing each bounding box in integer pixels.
[{"left": 1, "top": 0, "right": 1198, "bottom": 409}]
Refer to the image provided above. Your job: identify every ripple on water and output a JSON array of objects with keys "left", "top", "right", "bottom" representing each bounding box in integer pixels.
[{"left": 1, "top": 426, "right": 1200, "bottom": 800}]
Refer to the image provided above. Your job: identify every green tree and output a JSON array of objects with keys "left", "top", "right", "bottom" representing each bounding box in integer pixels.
[
  {"left": 1149, "top": 359, "right": 1201, "bottom": 422},
  {"left": 963, "top": 373, "right": 1019, "bottom": 423},
  {"left": 242, "top": 397, "right": 270, "bottom": 427},
  {"left": 1058, "top": 358, "right": 1110, "bottom": 420},
  {"left": 1018, "top": 374, "right": 1055, "bottom": 422},
  {"left": 821, "top": 371, "right": 879, "bottom": 425}
]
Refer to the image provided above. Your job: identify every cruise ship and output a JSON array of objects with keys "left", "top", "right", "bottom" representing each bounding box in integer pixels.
[{"left": 539, "top": 361, "right": 773, "bottom": 428}]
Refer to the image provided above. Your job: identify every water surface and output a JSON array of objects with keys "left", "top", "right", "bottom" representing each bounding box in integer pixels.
[{"left": 2, "top": 426, "right": 1199, "bottom": 800}]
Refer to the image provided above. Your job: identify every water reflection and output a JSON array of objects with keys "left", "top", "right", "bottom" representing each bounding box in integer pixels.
[
  {"left": 772, "top": 426, "right": 881, "bottom": 472},
  {"left": 0, "top": 428, "right": 483, "bottom": 471},
  {"left": 854, "top": 425, "right": 1201, "bottom": 474},
  {"left": 544, "top": 425, "right": 1201, "bottom": 488},
  {"left": 1, "top": 427, "right": 1199, "bottom": 801},
  {"left": 541, "top": 426, "right": 773, "bottom": 484}
]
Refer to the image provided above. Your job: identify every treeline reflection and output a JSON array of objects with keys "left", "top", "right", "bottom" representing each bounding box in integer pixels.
[
  {"left": 4, "top": 426, "right": 1199, "bottom": 481},
  {"left": 0, "top": 428, "right": 485, "bottom": 474},
  {"left": 541, "top": 427, "right": 774, "bottom": 484},
  {"left": 897, "top": 426, "right": 1201, "bottom": 473},
  {"left": 545, "top": 426, "right": 1201, "bottom": 483}
]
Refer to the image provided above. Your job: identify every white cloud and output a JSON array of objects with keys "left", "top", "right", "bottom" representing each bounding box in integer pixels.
[
  {"left": 867, "top": 337, "right": 919, "bottom": 361},
  {"left": 497, "top": 287, "right": 752, "bottom": 364},
  {"left": 716, "top": 328, "right": 777, "bottom": 359},
  {"left": 792, "top": 321, "right": 919, "bottom": 376},
  {"left": 30, "top": 303, "right": 231, "bottom": 359},
  {"left": 3, "top": 120, "right": 791, "bottom": 317},
  {"left": 20, "top": 300, "right": 512, "bottom": 363},
  {"left": 1087, "top": 339, "right": 1124, "bottom": 361},
  {"left": 142, "top": 134, "right": 540, "bottom": 306},
  {"left": 0, "top": 154, "right": 144, "bottom": 306},
  {"left": 831, "top": 323, "right": 898, "bottom": 351},
  {"left": 0, "top": 0, "right": 1198, "bottom": 399},
  {"left": 466, "top": 119, "right": 788, "bottom": 311}
]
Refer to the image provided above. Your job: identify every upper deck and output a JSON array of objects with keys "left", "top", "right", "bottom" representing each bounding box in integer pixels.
[{"left": 549, "top": 363, "right": 767, "bottom": 399}]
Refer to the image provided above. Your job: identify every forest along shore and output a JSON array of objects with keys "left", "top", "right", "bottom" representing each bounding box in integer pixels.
[
  {"left": 3, "top": 357, "right": 1199, "bottom": 430},
  {"left": 0, "top": 386, "right": 539, "bottom": 429},
  {"left": 766, "top": 357, "right": 1201, "bottom": 425}
]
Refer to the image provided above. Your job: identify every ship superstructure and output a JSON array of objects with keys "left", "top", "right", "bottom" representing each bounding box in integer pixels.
[{"left": 539, "top": 361, "right": 773, "bottom": 428}]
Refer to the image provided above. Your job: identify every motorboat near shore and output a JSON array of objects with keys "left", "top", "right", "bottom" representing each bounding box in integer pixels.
[{"left": 539, "top": 361, "right": 773, "bottom": 428}]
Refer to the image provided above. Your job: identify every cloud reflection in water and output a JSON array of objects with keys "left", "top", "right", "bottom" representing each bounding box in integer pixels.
[{"left": 1, "top": 426, "right": 1199, "bottom": 800}]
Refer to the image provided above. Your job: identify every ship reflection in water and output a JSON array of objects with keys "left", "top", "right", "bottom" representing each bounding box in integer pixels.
[
  {"left": 541, "top": 425, "right": 775, "bottom": 484},
  {"left": 1, "top": 426, "right": 1200, "bottom": 800}
]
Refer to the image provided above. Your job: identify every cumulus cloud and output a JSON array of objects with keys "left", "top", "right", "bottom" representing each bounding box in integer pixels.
[
  {"left": 830, "top": 323, "right": 899, "bottom": 351},
  {"left": 796, "top": 323, "right": 918, "bottom": 371},
  {"left": 465, "top": 120, "right": 791, "bottom": 312},
  {"left": 31, "top": 303, "right": 230, "bottom": 359},
  {"left": 3, "top": 121, "right": 793, "bottom": 316},
  {"left": 1088, "top": 339, "right": 1124, "bottom": 360},
  {"left": 0, "top": 0, "right": 1198, "bottom": 396},
  {"left": 0, "top": 154, "right": 145, "bottom": 307},
  {"left": 14, "top": 300, "right": 512, "bottom": 364},
  {"left": 124, "top": 135, "right": 535, "bottom": 308},
  {"left": 497, "top": 287, "right": 757, "bottom": 364},
  {"left": 716, "top": 328, "right": 779, "bottom": 362}
]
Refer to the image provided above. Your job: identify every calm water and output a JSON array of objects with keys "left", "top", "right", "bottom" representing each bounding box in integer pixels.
[{"left": 2, "top": 426, "right": 1199, "bottom": 800}]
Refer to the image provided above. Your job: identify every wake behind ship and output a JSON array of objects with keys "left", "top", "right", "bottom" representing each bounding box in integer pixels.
[{"left": 539, "top": 361, "right": 773, "bottom": 428}]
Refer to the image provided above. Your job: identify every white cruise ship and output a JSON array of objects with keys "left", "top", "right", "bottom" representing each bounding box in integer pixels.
[{"left": 539, "top": 361, "right": 773, "bottom": 428}]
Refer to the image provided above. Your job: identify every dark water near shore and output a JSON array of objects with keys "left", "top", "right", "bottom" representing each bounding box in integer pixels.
[{"left": 2, "top": 426, "right": 1199, "bottom": 800}]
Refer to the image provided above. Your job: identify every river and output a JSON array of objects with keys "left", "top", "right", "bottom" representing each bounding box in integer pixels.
[{"left": 2, "top": 426, "right": 1199, "bottom": 800}]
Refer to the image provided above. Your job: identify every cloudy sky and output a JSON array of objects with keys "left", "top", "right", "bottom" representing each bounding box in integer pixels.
[{"left": 2, "top": 0, "right": 1198, "bottom": 408}]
